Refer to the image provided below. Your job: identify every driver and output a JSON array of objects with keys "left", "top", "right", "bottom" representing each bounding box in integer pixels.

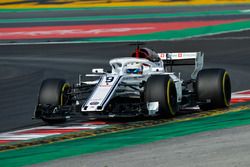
[{"left": 125, "top": 62, "right": 143, "bottom": 74}]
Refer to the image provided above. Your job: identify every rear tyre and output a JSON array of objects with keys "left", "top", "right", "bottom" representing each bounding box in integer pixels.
[
  {"left": 37, "top": 79, "right": 70, "bottom": 124},
  {"left": 144, "top": 75, "right": 178, "bottom": 117},
  {"left": 196, "top": 69, "right": 231, "bottom": 110}
]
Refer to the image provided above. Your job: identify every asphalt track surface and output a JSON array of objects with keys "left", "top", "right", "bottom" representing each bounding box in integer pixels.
[
  {"left": 0, "top": 4, "right": 250, "bottom": 167},
  {"left": 0, "top": 32, "right": 250, "bottom": 133},
  {"left": 0, "top": 5, "right": 250, "bottom": 133}
]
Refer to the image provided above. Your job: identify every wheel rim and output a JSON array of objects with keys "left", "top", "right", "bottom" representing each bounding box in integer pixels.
[
  {"left": 60, "top": 83, "right": 70, "bottom": 106},
  {"left": 167, "top": 80, "right": 177, "bottom": 116},
  {"left": 222, "top": 72, "right": 231, "bottom": 107}
]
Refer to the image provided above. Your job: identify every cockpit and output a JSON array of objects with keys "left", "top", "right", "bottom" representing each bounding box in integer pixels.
[
  {"left": 125, "top": 62, "right": 144, "bottom": 75},
  {"left": 109, "top": 47, "right": 165, "bottom": 75}
]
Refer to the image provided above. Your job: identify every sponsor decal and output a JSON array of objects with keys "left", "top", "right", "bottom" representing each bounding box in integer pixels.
[
  {"left": 90, "top": 101, "right": 99, "bottom": 105},
  {"left": 99, "top": 84, "right": 112, "bottom": 87},
  {"left": 158, "top": 53, "right": 167, "bottom": 60}
]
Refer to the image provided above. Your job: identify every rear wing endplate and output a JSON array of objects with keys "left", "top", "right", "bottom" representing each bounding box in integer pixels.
[{"left": 158, "top": 52, "right": 204, "bottom": 79}]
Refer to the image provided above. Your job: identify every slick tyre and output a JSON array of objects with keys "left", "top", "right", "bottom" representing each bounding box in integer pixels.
[
  {"left": 196, "top": 69, "right": 231, "bottom": 110},
  {"left": 38, "top": 79, "right": 70, "bottom": 123},
  {"left": 144, "top": 75, "right": 178, "bottom": 117}
]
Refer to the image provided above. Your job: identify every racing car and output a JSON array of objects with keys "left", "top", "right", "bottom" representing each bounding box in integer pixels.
[{"left": 34, "top": 45, "right": 231, "bottom": 123}]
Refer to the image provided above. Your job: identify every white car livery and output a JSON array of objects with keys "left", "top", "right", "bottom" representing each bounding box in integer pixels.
[{"left": 34, "top": 45, "right": 231, "bottom": 123}]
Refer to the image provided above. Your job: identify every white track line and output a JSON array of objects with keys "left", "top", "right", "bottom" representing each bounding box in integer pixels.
[
  {"left": 241, "top": 9, "right": 250, "bottom": 13},
  {"left": 0, "top": 134, "right": 56, "bottom": 141},
  {"left": 232, "top": 89, "right": 250, "bottom": 95}
]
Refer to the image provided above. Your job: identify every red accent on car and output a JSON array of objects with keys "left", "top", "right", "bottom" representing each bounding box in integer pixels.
[{"left": 136, "top": 47, "right": 140, "bottom": 58}]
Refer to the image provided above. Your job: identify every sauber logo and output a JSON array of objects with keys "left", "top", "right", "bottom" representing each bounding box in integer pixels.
[
  {"left": 158, "top": 53, "right": 167, "bottom": 60},
  {"left": 178, "top": 53, "right": 183, "bottom": 58}
]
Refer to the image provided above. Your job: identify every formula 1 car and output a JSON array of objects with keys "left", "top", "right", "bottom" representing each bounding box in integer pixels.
[{"left": 34, "top": 45, "right": 231, "bottom": 123}]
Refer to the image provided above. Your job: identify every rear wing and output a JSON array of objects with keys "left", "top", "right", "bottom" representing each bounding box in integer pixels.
[{"left": 158, "top": 52, "right": 204, "bottom": 79}]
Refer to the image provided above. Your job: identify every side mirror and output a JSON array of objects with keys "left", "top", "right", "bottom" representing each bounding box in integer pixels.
[{"left": 92, "top": 68, "right": 104, "bottom": 73}]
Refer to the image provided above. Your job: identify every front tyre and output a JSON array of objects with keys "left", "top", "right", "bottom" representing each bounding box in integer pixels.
[
  {"left": 144, "top": 75, "right": 178, "bottom": 117},
  {"left": 36, "top": 79, "right": 70, "bottom": 124},
  {"left": 196, "top": 69, "right": 231, "bottom": 110}
]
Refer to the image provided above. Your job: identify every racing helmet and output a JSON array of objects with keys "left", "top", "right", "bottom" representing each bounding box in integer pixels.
[{"left": 125, "top": 62, "right": 143, "bottom": 74}]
